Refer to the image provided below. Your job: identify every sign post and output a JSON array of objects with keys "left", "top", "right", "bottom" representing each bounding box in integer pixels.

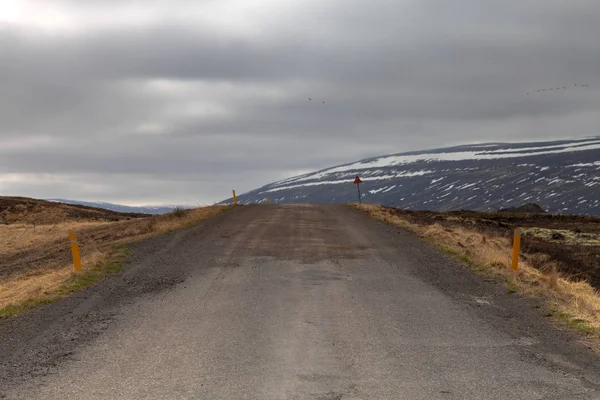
[{"left": 353, "top": 176, "right": 363, "bottom": 204}]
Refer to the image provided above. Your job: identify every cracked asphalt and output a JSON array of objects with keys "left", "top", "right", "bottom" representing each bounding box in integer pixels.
[{"left": 1, "top": 204, "right": 600, "bottom": 399}]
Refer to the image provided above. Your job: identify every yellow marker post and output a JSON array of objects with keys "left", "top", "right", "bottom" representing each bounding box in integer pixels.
[
  {"left": 232, "top": 190, "right": 237, "bottom": 206},
  {"left": 266, "top": 197, "right": 270, "bottom": 205},
  {"left": 511, "top": 228, "right": 522, "bottom": 271},
  {"left": 68, "top": 231, "right": 82, "bottom": 271}
]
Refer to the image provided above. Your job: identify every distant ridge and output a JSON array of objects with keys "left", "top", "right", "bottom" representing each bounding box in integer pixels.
[{"left": 47, "top": 199, "right": 177, "bottom": 215}]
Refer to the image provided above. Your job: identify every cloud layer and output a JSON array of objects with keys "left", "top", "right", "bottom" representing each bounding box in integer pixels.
[{"left": 1, "top": 0, "right": 599, "bottom": 204}]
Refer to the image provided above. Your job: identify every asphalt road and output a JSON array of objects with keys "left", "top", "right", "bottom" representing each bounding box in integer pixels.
[{"left": 2, "top": 205, "right": 600, "bottom": 399}]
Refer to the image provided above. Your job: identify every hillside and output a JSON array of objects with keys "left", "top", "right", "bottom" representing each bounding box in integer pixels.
[
  {"left": 225, "top": 137, "right": 600, "bottom": 215},
  {"left": 0, "top": 197, "right": 148, "bottom": 225}
]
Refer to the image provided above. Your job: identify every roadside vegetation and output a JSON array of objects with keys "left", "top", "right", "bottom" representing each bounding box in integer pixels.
[
  {"left": 352, "top": 204, "right": 600, "bottom": 342},
  {"left": 0, "top": 204, "right": 233, "bottom": 317}
]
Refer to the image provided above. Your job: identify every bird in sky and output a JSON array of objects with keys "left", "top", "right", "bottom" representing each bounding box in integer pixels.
[{"left": 527, "top": 84, "right": 592, "bottom": 95}]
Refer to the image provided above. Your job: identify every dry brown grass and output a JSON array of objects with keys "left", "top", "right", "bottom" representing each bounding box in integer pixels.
[
  {"left": 522, "top": 227, "right": 600, "bottom": 246},
  {"left": 0, "top": 205, "right": 232, "bottom": 314},
  {"left": 0, "top": 221, "right": 111, "bottom": 254},
  {"left": 0, "top": 250, "right": 106, "bottom": 312},
  {"left": 353, "top": 204, "right": 600, "bottom": 339}
]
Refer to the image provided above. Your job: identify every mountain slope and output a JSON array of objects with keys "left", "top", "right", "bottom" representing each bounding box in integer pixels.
[
  {"left": 47, "top": 199, "right": 176, "bottom": 215},
  {"left": 225, "top": 137, "right": 600, "bottom": 215}
]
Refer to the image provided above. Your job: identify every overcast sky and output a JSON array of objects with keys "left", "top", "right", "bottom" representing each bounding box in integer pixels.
[{"left": 1, "top": 0, "right": 599, "bottom": 205}]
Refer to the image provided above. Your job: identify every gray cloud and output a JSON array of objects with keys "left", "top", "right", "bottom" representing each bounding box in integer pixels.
[{"left": 1, "top": 0, "right": 599, "bottom": 204}]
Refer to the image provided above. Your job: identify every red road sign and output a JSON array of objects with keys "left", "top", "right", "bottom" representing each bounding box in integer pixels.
[{"left": 354, "top": 176, "right": 362, "bottom": 184}]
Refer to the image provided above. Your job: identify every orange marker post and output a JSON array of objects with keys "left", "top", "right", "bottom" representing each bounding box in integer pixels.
[
  {"left": 68, "top": 231, "right": 82, "bottom": 271},
  {"left": 232, "top": 190, "right": 237, "bottom": 206},
  {"left": 511, "top": 228, "right": 522, "bottom": 271}
]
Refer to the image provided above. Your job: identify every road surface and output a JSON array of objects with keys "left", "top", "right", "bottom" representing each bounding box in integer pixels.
[{"left": 1, "top": 205, "right": 600, "bottom": 399}]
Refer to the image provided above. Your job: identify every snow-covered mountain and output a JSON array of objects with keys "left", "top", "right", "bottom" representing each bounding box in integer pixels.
[
  {"left": 47, "top": 199, "right": 178, "bottom": 215},
  {"left": 224, "top": 137, "right": 600, "bottom": 215}
]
